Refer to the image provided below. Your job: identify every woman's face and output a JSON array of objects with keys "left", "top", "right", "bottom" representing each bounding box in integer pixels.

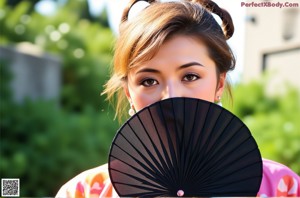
[{"left": 124, "top": 35, "right": 226, "bottom": 112}]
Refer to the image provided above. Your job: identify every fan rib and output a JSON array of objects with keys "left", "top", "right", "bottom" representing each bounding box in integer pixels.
[
  {"left": 113, "top": 181, "right": 167, "bottom": 196},
  {"left": 194, "top": 117, "right": 242, "bottom": 172},
  {"left": 185, "top": 177, "right": 263, "bottom": 197},
  {"left": 111, "top": 141, "right": 168, "bottom": 186},
  {"left": 179, "top": 98, "right": 187, "bottom": 186},
  {"left": 181, "top": 99, "right": 202, "bottom": 184},
  {"left": 196, "top": 174, "right": 262, "bottom": 194},
  {"left": 195, "top": 161, "right": 262, "bottom": 192},
  {"left": 125, "top": 122, "right": 170, "bottom": 181},
  {"left": 201, "top": 114, "right": 236, "bottom": 160},
  {"left": 110, "top": 148, "right": 155, "bottom": 180},
  {"left": 184, "top": 102, "right": 221, "bottom": 181},
  {"left": 201, "top": 132, "right": 252, "bottom": 176},
  {"left": 197, "top": 160, "right": 262, "bottom": 190},
  {"left": 210, "top": 190, "right": 262, "bottom": 197},
  {"left": 110, "top": 167, "right": 167, "bottom": 191},
  {"left": 148, "top": 107, "right": 177, "bottom": 183},
  {"left": 121, "top": 191, "right": 169, "bottom": 197},
  {"left": 186, "top": 116, "right": 239, "bottom": 184},
  {"left": 119, "top": 131, "right": 162, "bottom": 175},
  {"left": 158, "top": 102, "right": 179, "bottom": 183},
  {"left": 135, "top": 113, "right": 173, "bottom": 179},
  {"left": 183, "top": 103, "right": 221, "bottom": 181},
  {"left": 191, "top": 136, "right": 257, "bottom": 185},
  {"left": 205, "top": 142, "right": 257, "bottom": 177},
  {"left": 110, "top": 153, "right": 169, "bottom": 188},
  {"left": 199, "top": 141, "right": 260, "bottom": 184},
  {"left": 170, "top": 98, "right": 184, "bottom": 185},
  {"left": 195, "top": 105, "right": 224, "bottom": 159}
]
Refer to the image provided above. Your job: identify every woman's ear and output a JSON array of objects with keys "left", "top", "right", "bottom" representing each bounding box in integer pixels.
[
  {"left": 215, "top": 73, "right": 226, "bottom": 101},
  {"left": 123, "top": 83, "right": 131, "bottom": 102}
]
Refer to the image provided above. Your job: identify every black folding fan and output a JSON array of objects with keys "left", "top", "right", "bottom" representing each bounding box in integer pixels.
[{"left": 108, "top": 97, "right": 262, "bottom": 197}]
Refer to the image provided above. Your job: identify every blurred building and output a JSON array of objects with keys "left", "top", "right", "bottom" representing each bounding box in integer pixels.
[
  {"left": 0, "top": 43, "right": 61, "bottom": 103},
  {"left": 243, "top": 0, "right": 300, "bottom": 94}
]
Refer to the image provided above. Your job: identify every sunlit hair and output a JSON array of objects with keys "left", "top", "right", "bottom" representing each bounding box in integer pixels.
[{"left": 102, "top": 0, "right": 236, "bottom": 121}]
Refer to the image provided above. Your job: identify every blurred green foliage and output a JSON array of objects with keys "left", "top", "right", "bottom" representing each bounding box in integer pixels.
[
  {"left": 1, "top": 85, "right": 117, "bottom": 196},
  {"left": 1, "top": 0, "right": 299, "bottom": 197},
  {"left": 0, "top": 0, "right": 114, "bottom": 111},
  {"left": 0, "top": 0, "right": 119, "bottom": 196},
  {"left": 225, "top": 81, "right": 300, "bottom": 175}
]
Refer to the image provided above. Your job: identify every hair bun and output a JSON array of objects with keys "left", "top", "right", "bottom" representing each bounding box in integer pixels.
[
  {"left": 194, "top": 0, "right": 234, "bottom": 39},
  {"left": 121, "top": 0, "right": 156, "bottom": 23}
]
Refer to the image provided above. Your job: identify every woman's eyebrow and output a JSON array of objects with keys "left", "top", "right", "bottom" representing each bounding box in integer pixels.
[
  {"left": 135, "top": 62, "right": 204, "bottom": 74},
  {"left": 178, "top": 62, "right": 204, "bottom": 69},
  {"left": 136, "top": 68, "right": 160, "bottom": 74}
]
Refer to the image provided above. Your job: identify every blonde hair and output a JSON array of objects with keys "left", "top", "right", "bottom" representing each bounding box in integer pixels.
[{"left": 102, "top": 0, "right": 235, "bottom": 121}]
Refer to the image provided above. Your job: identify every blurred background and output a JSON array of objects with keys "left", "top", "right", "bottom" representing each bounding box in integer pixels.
[{"left": 0, "top": 0, "right": 299, "bottom": 196}]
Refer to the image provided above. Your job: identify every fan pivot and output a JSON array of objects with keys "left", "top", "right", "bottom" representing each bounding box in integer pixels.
[{"left": 177, "top": 190, "right": 184, "bottom": 197}]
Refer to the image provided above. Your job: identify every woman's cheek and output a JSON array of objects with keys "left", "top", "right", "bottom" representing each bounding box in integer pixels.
[
  {"left": 187, "top": 81, "right": 216, "bottom": 102},
  {"left": 133, "top": 92, "right": 160, "bottom": 111}
]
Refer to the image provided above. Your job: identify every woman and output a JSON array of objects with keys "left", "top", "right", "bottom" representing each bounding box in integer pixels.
[{"left": 56, "top": 0, "right": 300, "bottom": 197}]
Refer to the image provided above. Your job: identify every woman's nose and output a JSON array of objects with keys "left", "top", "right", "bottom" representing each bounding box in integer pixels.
[{"left": 161, "top": 82, "right": 183, "bottom": 100}]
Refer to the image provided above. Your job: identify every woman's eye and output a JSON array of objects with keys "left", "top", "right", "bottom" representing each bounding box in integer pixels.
[
  {"left": 140, "top": 78, "right": 158, "bottom": 87},
  {"left": 183, "top": 73, "right": 200, "bottom": 82}
]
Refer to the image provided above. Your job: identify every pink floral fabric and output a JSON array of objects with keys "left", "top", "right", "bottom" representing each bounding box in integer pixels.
[
  {"left": 56, "top": 164, "right": 118, "bottom": 198},
  {"left": 257, "top": 159, "right": 300, "bottom": 197},
  {"left": 56, "top": 159, "right": 300, "bottom": 198}
]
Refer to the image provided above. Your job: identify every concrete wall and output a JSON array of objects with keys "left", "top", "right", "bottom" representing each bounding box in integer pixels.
[
  {"left": 243, "top": 0, "right": 300, "bottom": 93},
  {"left": 0, "top": 44, "right": 61, "bottom": 103}
]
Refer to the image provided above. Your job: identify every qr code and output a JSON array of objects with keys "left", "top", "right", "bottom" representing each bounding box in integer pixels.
[{"left": 1, "top": 179, "right": 20, "bottom": 197}]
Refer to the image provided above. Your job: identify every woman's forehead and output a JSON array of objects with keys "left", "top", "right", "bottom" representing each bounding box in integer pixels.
[{"left": 128, "top": 35, "right": 215, "bottom": 72}]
